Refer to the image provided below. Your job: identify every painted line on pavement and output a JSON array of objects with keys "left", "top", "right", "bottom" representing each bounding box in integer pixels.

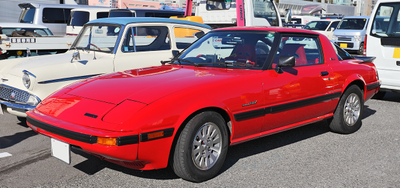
[{"left": 0, "top": 152, "right": 12, "bottom": 158}]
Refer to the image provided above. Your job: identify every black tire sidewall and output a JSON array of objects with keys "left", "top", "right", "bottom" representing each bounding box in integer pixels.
[
  {"left": 331, "top": 85, "right": 364, "bottom": 134},
  {"left": 174, "top": 111, "right": 229, "bottom": 182}
]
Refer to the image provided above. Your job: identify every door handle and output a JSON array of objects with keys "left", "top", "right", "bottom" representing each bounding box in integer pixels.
[{"left": 321, "top": 71, "right": 329, "bottom": 76}]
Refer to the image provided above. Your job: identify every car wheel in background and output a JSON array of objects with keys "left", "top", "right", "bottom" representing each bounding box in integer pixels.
[
  {"left": 358, "top": 42, "right": 364, "bottom": 55},
  {"left": 173, "top": 111, "right": 229, "bottom": 182},
  {"left": 329, "top": 85, "right": 364, "bottom": 134}
]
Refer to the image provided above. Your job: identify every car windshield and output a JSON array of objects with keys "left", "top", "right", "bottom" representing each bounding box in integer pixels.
[
  {"left": 337, "top": 18, "right": 367, "bottom": 30},
  {"left": 174, "top": 31, "right": 276, "bottom": 69},
  {"left": 1, "top": 27, "right": 53, "bottom": 37},
  {"left": 72, "top": 24, "right": 121, "bottom": 53},
  {"left": 303, "top": 21, "right": 330, "bottom": 31}
]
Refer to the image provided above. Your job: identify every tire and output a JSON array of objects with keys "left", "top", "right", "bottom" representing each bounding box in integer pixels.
[
  {"left": 372, "top": 91, "right": 386, "bottom": 100},
  {"left": 329, "top": 85, "right": 364, "bottom": 134},
  {"left": 357, "top": 42, "right": 364, "bottom": 55},
  {"left": 172, "top": 111, "right": 229, "bottom": 182}
]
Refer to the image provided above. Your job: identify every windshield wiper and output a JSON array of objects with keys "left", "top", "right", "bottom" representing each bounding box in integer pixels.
[
  {"left": 170, "top": 58, "right": 198, "bottom": 66},
  {"left": 196, "top": 60, "right": 253, "bottom": 67}
]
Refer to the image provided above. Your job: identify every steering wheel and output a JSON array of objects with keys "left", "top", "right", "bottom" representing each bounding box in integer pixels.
[{"left": 88, "top": 43, "right": 101, "bottom": 51}]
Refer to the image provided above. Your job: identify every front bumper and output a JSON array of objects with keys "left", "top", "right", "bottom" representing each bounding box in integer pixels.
[
  {"left": 0, "top": 84, "right": 40, "bottom": 116},
  {"left": 333, "top": 36, "right": 362, "bottom": 51},
  {"left": 26, "top": 109, "right": 175, "bottom": 170}
]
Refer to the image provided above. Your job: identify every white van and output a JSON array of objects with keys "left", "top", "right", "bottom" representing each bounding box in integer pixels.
[
  {"left": 365, "top": 0, "right": 400, "bottom": 98},
  {"left": 66, "top": 7, "right": 115, "bottom": 36},
  {"left": 18, "top": 3, "right": 97, "bottom": 36}
]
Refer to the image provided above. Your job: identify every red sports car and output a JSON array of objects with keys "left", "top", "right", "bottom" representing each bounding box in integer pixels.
[{"left": 26, "top": 27, "right": 380, "bottom": 182}]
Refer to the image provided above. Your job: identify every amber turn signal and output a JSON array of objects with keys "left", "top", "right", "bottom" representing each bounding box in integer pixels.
[
  {"left": 97, "top": 137, "right": 117, "bottom": 146},
  {"left": 147, "top": 131, "right": 164, "bottom": 140}
]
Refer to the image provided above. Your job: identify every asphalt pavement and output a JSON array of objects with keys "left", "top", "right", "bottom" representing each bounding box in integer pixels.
[{"left": 0, "top": 92, "right": 400, "bottom": 187}]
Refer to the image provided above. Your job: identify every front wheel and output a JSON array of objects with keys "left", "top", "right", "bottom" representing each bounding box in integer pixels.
[
  {"left": 172, "top": 111, "right": 229, "bottom": 182},
  {"left": 329, "top": 85, "right": 364, "bottom": 134}
]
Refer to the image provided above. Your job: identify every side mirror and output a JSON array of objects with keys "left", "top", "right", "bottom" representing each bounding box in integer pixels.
[
  {"left": 71, "top": 51, "right": 80, "bottom": 63},
  {"left": 276, "top": 55, "right": 295, "bottom": 73},
  {"left": 285, "top": 9, "right": 292, "bottom": 24},
  {"left": 172, "top": 50, "right": 180, "bottom": 57},
  {"left": 330, "top": 27, "right": 335, "bottom": 31}
]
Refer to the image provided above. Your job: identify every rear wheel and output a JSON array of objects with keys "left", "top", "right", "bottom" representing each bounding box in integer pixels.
[
  {"left": 329, "top": 85, "right": 364, "bottom": 134},
  {"left": 172, "top": 111, "right": 229, "bottom": 182}
]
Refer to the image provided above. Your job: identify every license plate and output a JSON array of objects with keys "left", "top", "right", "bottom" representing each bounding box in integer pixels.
[
  {"left": 340, "top": 43, "right": 348, "bottom": 48},
  {"left": 393, "top": 48, "right": 400, "bottom": 58},
  {"left": 51, "top": 138, "right": 70, "bottom": 164}
]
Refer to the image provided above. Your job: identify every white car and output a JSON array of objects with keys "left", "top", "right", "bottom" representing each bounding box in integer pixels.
[
  {"left": 303, "top": 19, "right": 341, "bottom": 40},
  {"left": 0, "top": 17, "right": 211, "bottom": 118}
]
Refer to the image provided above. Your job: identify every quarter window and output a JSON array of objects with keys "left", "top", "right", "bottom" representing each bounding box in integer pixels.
[{"left": 273, "top": 36, "right": 322, "bottom": 68}]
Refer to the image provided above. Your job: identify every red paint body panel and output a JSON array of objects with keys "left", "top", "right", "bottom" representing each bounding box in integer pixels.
[{"left": 27, "top": 27, "right": 380, "bottom": 171}]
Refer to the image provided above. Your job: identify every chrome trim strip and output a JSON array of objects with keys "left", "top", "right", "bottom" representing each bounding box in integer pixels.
[
  {"left": 0, "top": 99, "right": 36, "bottom": 111},
  {"left": 38, "top": 74, "right": 103, "bottom": 84},
  {"left": 22, "top": 70, "right": 36, "bottom": 78}
]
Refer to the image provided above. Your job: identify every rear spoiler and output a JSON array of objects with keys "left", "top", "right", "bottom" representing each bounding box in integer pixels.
[{"left": 354, "top": 56, "right": 376, "bottom": 64}]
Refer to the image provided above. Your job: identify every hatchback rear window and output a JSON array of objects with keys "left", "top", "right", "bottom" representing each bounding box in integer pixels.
[{"left": 19, "top": 8, "right": 36, "bottom": 23}]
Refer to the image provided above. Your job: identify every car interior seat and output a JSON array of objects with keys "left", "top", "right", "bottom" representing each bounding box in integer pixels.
[{"left": 280, "top": 44, "right": 307, "bottom": 66}]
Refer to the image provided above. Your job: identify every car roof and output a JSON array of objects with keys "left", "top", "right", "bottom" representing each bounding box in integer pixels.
[
  {"left": 342, "top": 16, "right": 370, "bottom": 19},
  {"left": 87, "top": 17, "right": 211, "bottom": 29},
  {"left": 0, "top": 23, "right": 48, "bottom": 29},
  {"left": 213, "top": 26, "right": 321, "bottom": 35},
  {"left": 71, "top": 7, "right": 116, "bottom": 12},
  {"left": 311, "top": 19, "right": 342, "bottom": 22}
]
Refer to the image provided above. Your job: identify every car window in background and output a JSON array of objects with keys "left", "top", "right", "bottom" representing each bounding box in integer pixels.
[
  {"left": 337, "top": 18, "right": 367, "bottom": 30},
  {"left": 371, "top": 3, "right": 400, "bottom": 38},
  {"left": 97, "top": 12, "right": 109, "bottom": 19},
  {"left": 109, "top": 10, "right": 135, "bottom": 17},
  {"left": 122, "top": 26, "right": 170, "bottom": 52},
  {"left": 69, "top": 11, "right": 89, "bottom": 26},
  {"left": 19, "top": 7, "right": 36, "bottom": 23},
  {"left": 329, "top": 21, "right": 340, "bottom": 30},
  {"left": 304, "top": 21, "right": 329, "bottom": 31},
  {"left": 43, "top": 8, "right": 71, "bottom": 23},
  {"left": 73, "top": 25, "right": 121, "bottom": 53},
  {"left": 1, "top": 27, "right": 53, "bottom": 37}
]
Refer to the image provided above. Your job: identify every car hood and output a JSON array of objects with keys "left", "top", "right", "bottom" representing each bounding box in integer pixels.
[
  {"left": 0, "top": 51, "right": 112, "bottom": 82},
  {"left": 65, "top": 65, "right": 244, "bottom": 105}
]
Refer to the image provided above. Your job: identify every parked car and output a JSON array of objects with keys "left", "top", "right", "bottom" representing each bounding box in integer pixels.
[
  {"left": 26, "top": 26, "right": 380, "bottom": 182},
  {"left": 332, "top": 16, "right": 369, "bottom": 55},
  {"left": 0, "top": 23, "right": 74, "bottom": 59},
  {"left": 66, "top": 7, "right": 115, "bottom": 36},
  {"left": 0, "top": 17, "right": 211, "bottom": 118},
  {"left": 365, "top": 0, "right": 400, "bottom": 99},
  {"left": 303, "top": 19, "right": 341, "bottom": 40}
]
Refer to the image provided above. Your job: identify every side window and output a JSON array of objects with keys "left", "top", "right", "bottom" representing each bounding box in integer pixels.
[
  {"left": 331, "top": 42, "right": 353, "bottom": 60},
  {"left": 174, "top": 27, "right": 203, "bottom": 49},
  {"left": 97, "top": 12, "right": 109, "bottom": 19},
  {"left": 330, "top": 21, "right": 339, "bottom": 30},
  {"left": 43, "top": 8, "right": 70, "bottom": 23},
  {"left": 122, "top": 26, "right": 170, "bottom": 53},
  {"left": 206, "top": 0, "right": 231, "bottom": 10},
  {"left": 274, "top": 36, "right": 322, "bottom": 68}
]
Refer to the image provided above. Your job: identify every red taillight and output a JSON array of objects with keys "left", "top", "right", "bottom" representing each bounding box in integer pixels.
[{"left": 363, "top": 34, "right": 367, "bottom": 56}]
